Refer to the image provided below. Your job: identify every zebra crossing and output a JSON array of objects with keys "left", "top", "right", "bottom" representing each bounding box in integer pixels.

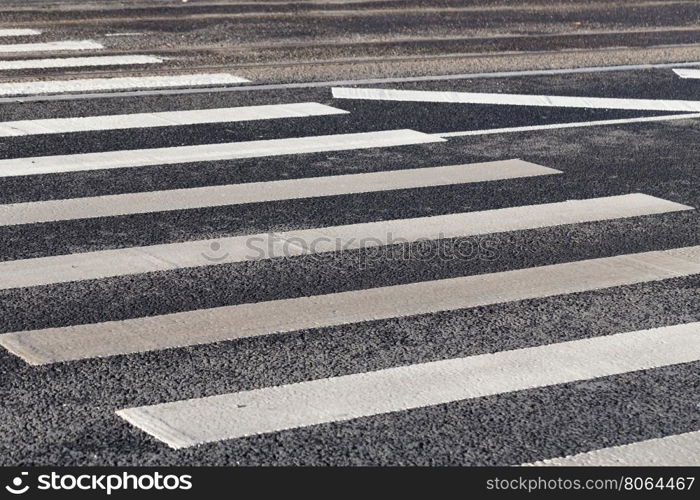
[{"left": 0, "top": 25, "right": 698, "bottom": 466}]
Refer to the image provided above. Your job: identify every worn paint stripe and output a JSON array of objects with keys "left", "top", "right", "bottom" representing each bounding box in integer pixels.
[
  {"left": 0, "top": 55, "right": 163, "bottom": 71},
  {"left": 0, "top": 40, "right": 103, "bottom": 53}
]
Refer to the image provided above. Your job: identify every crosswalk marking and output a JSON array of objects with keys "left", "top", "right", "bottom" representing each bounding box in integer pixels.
[
  {"left": 0, "top": 102, "right": 348, "bottom": 137},
  {"left": 0, "top": 129, "right": 442, "bottom": 176},
  {"left": 1, "top": 245, "right": 698, "bottom": 365},
  {"left": 524, "top": 430, "right": 700, "bottom": 466},
  {"left": 436, "top": 113, "right": 700, "bottom": 137},
  {"left": 672, "top": 68, "right": 700, "bottom": 79},
  {"left": 114, "top": 322, "right": 700, "bottom": 448},
  {"left": 0, "top": 194, "right": 688, "bottom": 289},
  {"left": 332, "top": 87, "right": 700, "bottom": 112},
  {"left": 0, "top": 40, "right": 103, "bottom": 53},
  {"left": 0, "top": 55, "right": 164, "bottom": 71},
  {"left": 0, "top": 160, "right": 559, "bottom": 225},
  {"left": 0, "top": 29, "right": 41, "bottom": 37},
  {"left": 0, "top": 73, "right": 250, "bottom": 97}
]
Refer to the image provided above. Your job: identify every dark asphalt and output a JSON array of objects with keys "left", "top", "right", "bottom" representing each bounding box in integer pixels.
[{"left": 0, "top": 0, "right": 698, "bottom": 466}]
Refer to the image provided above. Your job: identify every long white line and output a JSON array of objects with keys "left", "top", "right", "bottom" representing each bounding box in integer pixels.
[
  {"left": 2, "top": 245, "right": 698, "bottom": 365},
  {"left": 4, "top": 60, "right": 700, "bottom": 104},
  {"left": 525, "top": 430, "right": 700, "bottom": 466},
  {"left": 0, "top": 29, "right": 41, "bottom": 37},
  {"left": 115, "top": 322, "right": 700, "bottom": 448},
  {"left": 332, "top": 87, "right": 700, "bottom": 112},
  {"left": 0, "top": 40, "right": 103, "bottom": 53},
  {"left": 0, "top": 194, "right": 688, "bottom": 290},
  {"left": 436, "top": 113, "right": 700, "bottom": 137},
  {"left": 0, "top": 129, "right": 442, "bottom": 177},
  {"left": 0, "top": 55, "right": 163, "bottom": 71},
  {"left": 0, "top": 160, "right": 559, "bottom": 226},
  {"left": 673, "top": 68, "right": 700, "bottom": 79},
  {"left": 0, "top": 102, "right": 347, "bottom": 137},
  {"left": 0, "top": 73, "right": 250, "bottom": 97}
]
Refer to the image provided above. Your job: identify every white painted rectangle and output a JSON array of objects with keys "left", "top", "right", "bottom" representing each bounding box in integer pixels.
[
  {"left": 0, "top": 73, "right": 249, "bottom": 97},
  {"left": 0, "top": 40, "right": 103, "bottom": 53},
  {"left": 115, "top": 322, "right": 700, "bottom": 448},
  {"left": 332, "top": 87, "right": 700, "bottom": 112},
  {"left": 673, "top": 68, "right": 700, "bottom": 79},
  {"left": 0, "top": 55, "right": 163, "bottom": 71},
  {"left": 0, "top": 102, "right": 347, "bottom": 137},
  {"left": 0, "top": 129, "right": 442, "bottom": 177},
  {"left": 1, "top": 245, "right": 699, "bottom": 365},
  {"left": 0, "top": 29, "right": 41, "bottom": 37},
  {"left": 525, "top": 430, "right": 700, "bottom": 466},
  {"left": 0, "top": 160, "right": 559, "bottom": 225},
  {"left": 0, "top": 194, "right": 688, "bottom": 289}
]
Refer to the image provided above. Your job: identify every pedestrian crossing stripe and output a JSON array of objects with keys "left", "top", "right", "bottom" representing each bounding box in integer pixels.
[
  {"left": 0, "top": 55, "right": 163, "bottom": 71},
  {"left": 0, "top": 40, "right": 103, "bottom": 54}
]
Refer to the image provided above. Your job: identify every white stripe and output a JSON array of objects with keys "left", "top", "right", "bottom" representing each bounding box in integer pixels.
[
  {"left": 0, "top": 102, "right": 347, "bottom": 137},
  {"left": 0, "top": 160, "right": 559, "bottom": 225},
  {"left": 673, "top": 68, "right": 700, "bottom": 79},
  {"left": 0, "top": 193, "right": 688, "bottom": 289},
  {"left": 2, "top": 245, "right": 699, "bottom": 365},
  {"left": 0, "top": 129, "right": 441, "bottom": 177},
  {"left": 0, "top": 55, "right": 163, "bottom": 71},
  {"left": 0, "top": 29, "right": 41, "bottom": 37},
  {"left": 0, "top": 40, "right": 103, "bottom": 53},
  {"left": 525, "top": 430, "right": 700, "bottom": 466},
  {"left": 0, "top": 73, "right": 249, "bottom": 97},
  {"left": 115, "top": 323, "right": 700, "bottom": 448},
  {"left": 436, "top": 113, "right": 700, "bottom": 137},
  {"left": 332, "top": 87, "right": 700, "bottom": 112}
]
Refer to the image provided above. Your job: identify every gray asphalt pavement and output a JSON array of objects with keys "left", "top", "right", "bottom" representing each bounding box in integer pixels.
[{"left": 0, "top": 0, "right": 698, "bottom": 466}]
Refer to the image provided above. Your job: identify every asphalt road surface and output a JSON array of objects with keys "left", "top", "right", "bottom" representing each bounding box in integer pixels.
[{"left": 0, "top": 0, "right": 698, "bottom": 466}]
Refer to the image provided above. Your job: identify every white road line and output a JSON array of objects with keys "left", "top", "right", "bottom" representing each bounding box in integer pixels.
[
  {"left": 673, "top": 68, "right": 700, "bottom": 79},
  {"left": 0, "top": 160, "right": 559, "bottom": 225},
  {"left": 114, "top": 322, "right": 700, "bottom": 448},
  {"left": 0, "top": 29, "right": 41, "bottom": 37},
  {"left": 0, "top": 129, "right": 441, "bottom": 177},
  {"left": 2, "top": 245, "right": 699, "bottom": 365},
  {"left": 0, "top": 193, "right": 688, "bottom": 290},
  {"left": 332, "top": 87, "right": 700, "bottom": 112},
  {"left": 0, "top": 73, "right": 249, "bottom": 97},
  {"left": 436, "top": 113, "right": 700, "bottom": 137},
  {"left": 0, "top": 40, "right": 103, "bottom": 53},
  {"left": 0, "top": 55, "right": 163, "bottom": 71},
  {"left": 0, "top": 102, "right": 347, "bottom": 137},
  {"left": 4, "top": 60, "right": 700, "bottom": 104},
  {"left": 524, "top": 430, "right": 700, "bottom": 466}
]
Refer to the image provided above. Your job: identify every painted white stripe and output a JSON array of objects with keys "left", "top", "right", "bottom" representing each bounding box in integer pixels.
[
  {"left": 525, "top": 430, "right": 700, "bottom": 466},
  {"left": 0, "top": 29, "right": 41, "bottom": 37},
  {"left": 0, "top": 40, "right": 103, "bottom": 54},
  {"left": 436, "top": 113, "right": 700, "bottom": 137},
  {"left": 0, "top": 73, "right": 249, "bottom": 97},
  {"left": 0, "top": 129, "right": 441, "bottom": 177},
  {"left": 115, "top": 323, "right": 700, "bottom": 448},
  {"left": 0, "top": 55, "right": 163, "bottom": 71},
  {"left": 0, "top": 160, "right": 559, "bottom": 226},
  {"left": 332, "top": 87, "right": 700, "bottom": 113},
  {"left": 0, "top": 102, "right": 347, "bottom": 137},
  {"left": 2, "top": 245, "right": 699, "bottom": 365},
  {"left": 0, "top": 193, "right": 688, "bottom": 290},
  {"left": 673, "top": 68, "right": 700, "bottom": 79}
]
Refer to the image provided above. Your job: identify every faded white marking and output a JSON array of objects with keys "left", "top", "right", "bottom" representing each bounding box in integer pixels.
[
  {"left": 332, "top": 87, "right": 700, "bottom": 112},
  {"left": 115, "top": 323, "right": 700, "bottom": 448},
  {"left": 0, "top": 102, "right": 347, "bottom": 137},
  {"left": 1, "top": 245, "right": 699, "bottom": 365},
  {"left": 0, "top": 160, "right": 558, "bottom": 225},
  {"left": 0, "top": 73, "right": 249, "bottom": 97},
  {"left": 525, "top": 430, "right": 700, "bottom": 466},
  {"left": 0, "top": 29, "right": 42, "bottom": 37},
  {"left": 0, "top": 55, "right": 163, "bottom": 71},
  {"left": 0, "top": 40, "right": 103, "bottom": 53},
  {"left": 0, "top": 129, "right": 441, "bottom": 177}
]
